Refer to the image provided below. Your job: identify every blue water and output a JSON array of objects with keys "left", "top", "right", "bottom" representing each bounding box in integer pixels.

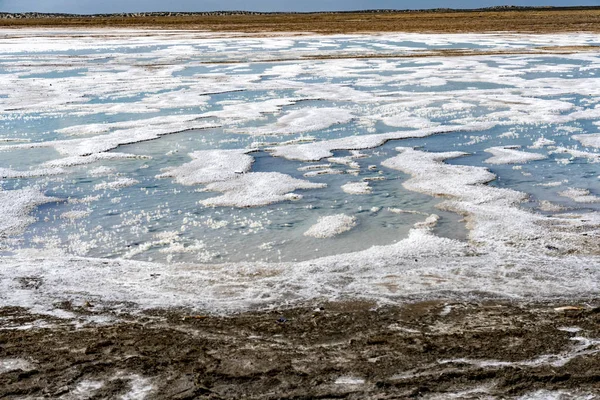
[{"left": 1, "top": 31, "right": 599, "bottom": 263}]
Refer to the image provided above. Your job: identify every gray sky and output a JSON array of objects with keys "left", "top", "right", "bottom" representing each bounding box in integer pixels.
[{"left": 1, "top": 0, "right": 599, "bottom": 14}]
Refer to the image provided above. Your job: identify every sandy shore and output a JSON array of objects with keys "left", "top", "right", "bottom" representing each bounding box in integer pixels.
[
  {"left": 1, "top": 9, "right": 600, "bottom": 34},
  {"left": 2, "top": 300, "right": 599, "bottom": 398}
]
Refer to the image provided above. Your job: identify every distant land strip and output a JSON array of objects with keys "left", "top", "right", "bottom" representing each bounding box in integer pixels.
[{"left": 1, "top": 7, "right": 600, "bottom": 33}]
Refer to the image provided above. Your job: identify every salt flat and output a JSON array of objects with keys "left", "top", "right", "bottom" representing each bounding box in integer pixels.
[{"left": 0, "top": 29, "right": 599, "bottom": 316}]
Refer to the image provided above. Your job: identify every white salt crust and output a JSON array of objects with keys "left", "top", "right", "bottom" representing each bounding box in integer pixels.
[
  {"left": 0, "top": 188, "right": 60, "bottom": 238},
  {"left": 93, "top": 178, "right": 139, "bottom": 191},
  {"left": 558, "top": 188, "right": 600, "bottom": 203},
  {"left": 1, "top": 31, "right": 600, "bottom": 316},
  {"left": 157, "top": 149, "right": 254, "bottom": 185},
  {"left": 304, "top": 214, "right": 358, "bottom": 238},
  {"left": 573, "top": 133, "right": 600, "bottom": 148},
  {"left": 1, "top": 149, "right": 599, "bottom": 317},
  {"left": 236, "top": 108, "right": 354, "bottom": 136},
  {"left": 341, "top": 181, "right": 372, "bottom": 195},
  {"left": 484, "top": 146, "right": 547, "bottom": 165},
  {"left": 200, "top": 172, "right": 326, "bottom": 208}
]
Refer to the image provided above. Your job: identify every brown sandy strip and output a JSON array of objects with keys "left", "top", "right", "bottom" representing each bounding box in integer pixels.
[{"left": 2, "top": 9, "right": 600, "bottom": 34}]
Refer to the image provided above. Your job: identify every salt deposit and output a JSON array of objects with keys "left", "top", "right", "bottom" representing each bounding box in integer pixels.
[
  {"left": 0, "top": 30, "right": 599, "bottom": 316},
  {"left": 573, "top": 133, "right": 600, "bottom": 148},
  {"left": 200, "top": 172, "right": 326, "bottom": 207},
  {"left": 304, "top": 214, "right": 358, "bottom": 238},
  {"left": 157, "top": 149, "right": 254, "bottom": 185},
  {"left": 0, "top": 188, "right": 60, "bottom": 238},
  {"left": 558, "top": 188, "right": 600, "bottom": 203},
  {"left": 341, "top": 181, "right": 372, "bottom": 195},
  {"left": 484, "top": 146, "right": 548, "bottom": 165}
]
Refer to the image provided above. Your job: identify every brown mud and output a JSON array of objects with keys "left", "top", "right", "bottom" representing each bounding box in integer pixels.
[
  {"left": 2, "top": 10, "right": 600, "bottom": 34},
  {"left": 1, "top": 300, "right": 599, "bottom": 398}
]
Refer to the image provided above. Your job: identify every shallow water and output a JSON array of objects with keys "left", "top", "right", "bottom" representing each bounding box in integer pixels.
[
  {"left": 0, "top": 30, "right": 599, "bottom": 314},
  {"left": 1, "top": 30, "right": 599, "bottom": 264}
]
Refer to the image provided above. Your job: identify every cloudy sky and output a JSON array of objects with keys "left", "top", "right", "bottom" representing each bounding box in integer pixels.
[{"left": 1, "top": 0, "right": 597, "bottom": 14}]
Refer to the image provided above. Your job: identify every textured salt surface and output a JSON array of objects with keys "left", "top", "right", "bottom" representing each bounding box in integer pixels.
[
  {"left": 484, "top": 146, "right": 548, "bottom": 165},
  {"left": 341, "top": 181, "right": 372, "bottom": 195},
  {"left": 558, "top": 188, "right": 600, "bottom": 203},
  {"left": 200, "top": 172, "right": 326, "bottom": 207},
  {"left": 1, "top": 30, "right": 599, "bottom": 315},
  {"left": 304, "top": 214, "right": 358, "bottom": 238},
  {"left": 157, "top": 149, "right": 254, "bottom": 185},
  {"left": 573, "top": 133, "right": 600, "bottom": 148},
  {"left": 0, "top": 188, "right": 60, "bottom": 238}
]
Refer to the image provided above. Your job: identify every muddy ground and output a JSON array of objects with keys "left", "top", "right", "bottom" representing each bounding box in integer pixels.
[
  {"left": 1, "top": 299, "right": 599, "bottom": 399},
  {"left": 2, "top": 9, "right": 600, "bottom": 34}
]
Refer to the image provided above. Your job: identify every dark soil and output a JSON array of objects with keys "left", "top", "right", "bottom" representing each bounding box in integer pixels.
[
  {"left": 2, "top": 10, "right": 600, "bottom": 34},
  {"left": 1, "top": 300, "right": 599, "bottom": 399}
]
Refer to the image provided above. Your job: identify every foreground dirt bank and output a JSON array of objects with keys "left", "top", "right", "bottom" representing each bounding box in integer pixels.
[
  {"left": 1, "top": 300, "right": 599, "bottom": 398},
  {"left": 1, "top": 9, "right": 600, "bottom": 33}
]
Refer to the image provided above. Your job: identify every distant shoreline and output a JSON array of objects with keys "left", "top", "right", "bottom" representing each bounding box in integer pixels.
[{"left": 1, "top": 7, "right": 600, "bottom": 33}]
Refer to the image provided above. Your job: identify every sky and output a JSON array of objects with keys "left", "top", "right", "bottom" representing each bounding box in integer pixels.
[{"left": 1, "top": 0, "right": 599, "bottom": 14}]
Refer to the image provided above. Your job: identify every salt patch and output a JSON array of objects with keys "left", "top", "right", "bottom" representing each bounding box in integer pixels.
[
  {"left": 484, "top": 146, "right": 547, "bottom": 165},
  {"left": 341, "top": 181, "right": 372, "bottom": 195},
  {"left": 238, "top": 108, "right": 353, "bottom": 136},
  {"left": 0, "top": 167, "right": 66, "bottom": 179},
  {"left": 94, "top": 178, "right": 139, "bottom": 191},
  {"left": 538, "top": 200, "right": 565, "bottom": 212},
  {"left": 529, "top": 137, "right": 556, "bottom": 149},
  {"left": 558, "top": 188, "right": 600, "bottom": 203},
  {"left": 269, "top": 125, "right": 472, "bottom": 162},
  {"left": 157, "top": 149, "right": 254, "bottom": 185},
  {"left": 551, "top": 147, "right": 600, "bottom": 163},
  {"left": 303, "top": 169, "right": 344, "bottom": 177},
  {"left": 0, "top": 358, "right": 33, "bottom": 373},
  {"left": 334, "top": 376, "right": 365, "bottom": 385},
  {"left": 573, "top": 133, "right": 600, "bottom": 148},
  {"left": 304, "top": 214, "right": 357, "bottom": 238},
  {"left": 60, "top": 210, "right": 92, "bottom": 220},
  {"left": 0, "top": 188, "right": 60, "bottom": 238},
  {"left": 518, "top": 390, "right": 596, "bottom": 400},
  {"left": 201, "top": 172, "right": 326, "bottom": 208}
]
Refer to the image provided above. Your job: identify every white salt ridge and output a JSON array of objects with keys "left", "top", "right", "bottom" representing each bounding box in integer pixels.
[
  {"left": 60, "top": 210, "right": 92, "bottom": 220},
  {"left": 381, "top": 148, "right": 599, "bottom": 253},
  {"left": 341, "top": 181, "right": 372, "bottom": 195},
  {"left": 440, "top": 336, "right": 600, "bottom": 370},
  {"left": 297, "top": 164, "right": 332, "bottom": 172},
  {"left": 201, "top": 172, "right": 326, "bottom": 208},
  {"left": 0, "top": 167, "right": 66, "bottom": 179},
  {"left": 3, "top": 116, "right": 216, "bottom": 160},
  {"left": 539, "top": 200, "right": 565, "bottom": 212},
  {"left": 304, "top": 214, "right": 357, "bottom": 238},
  {"left": 269, "top": 124, "right": 485, "bottom": 162},
  {"left": 0, "top": 358, "right": 33, "bottom": 373},
  {"left": 558, "top": 188, "right": 600, "bottom": 203},
  {"left": 43, "top": 152, "right": 150, "bottom": 168},
  {"left": 551, "top": 147, "right": 600, "bottom": 163},
  {"left": 484, "top": 146, "right": 547, "bottom": 165},
  {"left": 157, "top": 149, "right": 254, "bottom": 185},
  {"left": 303, "top": 168, "right": 344, "bottom": 177},
  {"left": 94, "top": 178, "right": 139, "bottom": 191},
  {"left": 237, "top": 108, "right": 354, "bottom": 136},
  {"left": 518, "top": 390, "right": 596, "bottom": 400},
  {"left": 573, "top": 133, "right": 600, "bottom": 148},
  {"left": 529, "top": 137, "right": 556, "bottom": 149},
  {"left": 334, "top": 376, "right": 365, "bottom": 385},
  {"left": 0, "top": 188, "right": 60, "bottom": 238}
]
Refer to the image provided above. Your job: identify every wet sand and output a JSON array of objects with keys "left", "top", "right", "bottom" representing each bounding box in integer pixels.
[{"left": 2, "top": 300, "right": 599, "bottom": 398}]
